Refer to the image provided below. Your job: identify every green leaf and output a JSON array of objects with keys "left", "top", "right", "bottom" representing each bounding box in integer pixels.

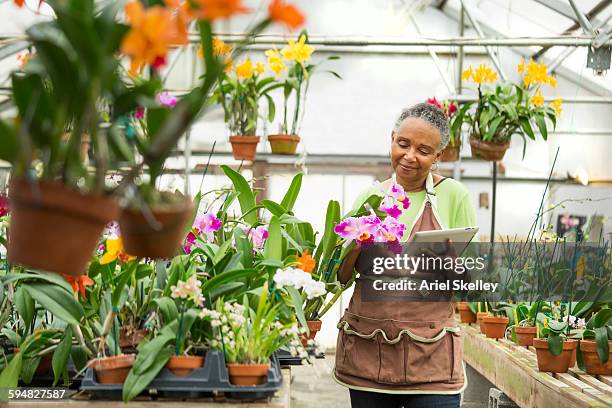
[
  {"left": 221, "top": 165, "right": 257, "bottom": 226},
  {"left": 0, "top": 121, "right": 18, "bottom": 164},
  {"left": 233, "top": 228, "right": 253, "bottom": 268},
  {"left": 70, "top": 345, "right": 88, "bottom": 372},
  {"left": 593, "top": 308, "right": 612, "bottom": 329},
  {"left": 0, "top": 352, "right": 22, "bottom": 401},
  {"left": 280, "top": 173, "right": 303, "bottom": 212},
  {"left": 201, "top": 269, "right": 257, "bottom": 295},
  {"left": 15, "top": 286, "right": 35, "bottom": 332},
  {"left": 21, "top": 283, "right": 83, "bottom": 325},
  {"left": 534, "top": 113, "right": 548, "bottom": 141},
  {"left": 123, "top": 346, "right": 173, "bottom": 402},
  {"left": 314, "top": 200, "right": 340, "bottom": 265},
  {"left": 262, "top": 200, "right": 287, "bottom": 217},
  {"left": 547, "top": 334, "right": 563, "bottom": 356},
  {"left": 594, "top": 326, "right": 609, "bottom": 363},
  {"left": 153, "top": 297, "right": 179, "bottom": 323},
  {"left": 264, "top": 216, "right": 282, "bottom": 261},
  {"left": 519, "top": 117, "right": 535, "bottom": 140},
  {"left": 52, "top": 326, "right": 72, "bottom": 386},
  {"left": 286, "top": 286, "right": 307, "bottom": 331},
  {"left": 486, "top": 116, "right": 504, "bottom": 141}
]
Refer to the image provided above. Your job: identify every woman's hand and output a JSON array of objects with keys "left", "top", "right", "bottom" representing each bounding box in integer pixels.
[{"left": 338, "top": 246, "right": 361, "bottom": 284}]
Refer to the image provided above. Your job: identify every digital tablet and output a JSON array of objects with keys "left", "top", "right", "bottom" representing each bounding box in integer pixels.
[{"left": 411, "top": 226, "right": 479, "bottom": 243}]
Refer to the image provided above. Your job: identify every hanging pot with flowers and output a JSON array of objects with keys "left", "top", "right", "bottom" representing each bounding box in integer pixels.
[
  {"left": 426, "top": 97, "right": 470, "bottom": 162},
  {"left": 463, "top": 61, "right": 561, "bottom": 161},
  {"left": 266, "top": 31, "right": 341, "bottom": 155}
]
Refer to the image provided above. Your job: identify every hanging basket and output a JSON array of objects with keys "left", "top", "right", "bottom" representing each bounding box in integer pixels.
[
  {"left": 469, "top": 136, "right": 510, "bottom": 161},
  {"left": 119, "top": 198, "right": 194, "bottom": 259},
  {"left": 440, "top": 144, "right": 460, "bottom": 162},
  {"left": 229, "top": 135, "right": 260, "bottom": 161},
  {"left": 8, "top": 178, "right": 119, "bottom": 277}
]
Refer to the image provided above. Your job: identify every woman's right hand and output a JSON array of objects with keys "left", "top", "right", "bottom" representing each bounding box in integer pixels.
[{"left": 338, "top": 246, "right": 361, "bottom": 284}]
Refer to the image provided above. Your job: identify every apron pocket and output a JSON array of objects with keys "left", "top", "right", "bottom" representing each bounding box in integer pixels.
[
  {"left": 450, "top": 331, "right": 464, "bottom": 382},
  {"left": 335, "top": 320, "right": 381, "bottom": 381},
  {"left": 378, "top": 340, "right": 406, "bottom": 384},
  {"left": 405, "top": 332, "right": 453, "bottom": 384}
]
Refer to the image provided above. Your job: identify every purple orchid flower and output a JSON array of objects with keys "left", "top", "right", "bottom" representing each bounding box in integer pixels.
[
  {"left": 388, "top": 181, "right": 410, "bottom": 209},
  {"left": 157, "top": 91, "right": 177, "bottom": 108},
  {"left": 134, "top": 106, "right": 145, "bottom": 119},
  {"left": 245, "top": 225, "right": 268, "bottom": 249},
  {"left": 380, "top": 197, "right": 402, "bottom": 219}
]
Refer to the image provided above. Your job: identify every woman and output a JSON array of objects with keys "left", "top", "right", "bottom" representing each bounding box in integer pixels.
[{"left": 334, "top": 103, "right": 478, "bottom": 408}]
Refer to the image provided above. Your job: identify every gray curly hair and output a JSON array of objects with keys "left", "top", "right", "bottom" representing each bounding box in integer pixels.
[{"left": 393, "top": 103, "right": 450, "bottom": 150}]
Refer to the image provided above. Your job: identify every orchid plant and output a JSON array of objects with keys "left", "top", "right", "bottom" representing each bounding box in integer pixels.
[{"left": 426, "top": 97, "right": 471, "bottom": 149}]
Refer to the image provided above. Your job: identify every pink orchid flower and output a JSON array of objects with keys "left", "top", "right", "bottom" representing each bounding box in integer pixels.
[
  {"left": 376, "top": 216, "right": 406, "bottom": 242},
  {"left": 134, "top": 106, "right": 145, "bottom": 119},
  {"left": 0, "top": 194, "right": 9, "bottom": 217},
  {"left": 157, "top": 91, "right": 177, "bottom": 108},
  {"left": 193, "top": 212, "right": 223, "bottom": 241},
  {"left": 388, "top": 182, "right": 410, "bottom": 209},
  {"left": 379, "top": 197, "right": 402, "bottom": 219},
  {"left": 246, "top": 225, "right": 268, "bottom": 249}
]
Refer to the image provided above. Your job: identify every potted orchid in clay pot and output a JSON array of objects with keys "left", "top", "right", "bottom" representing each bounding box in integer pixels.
[
  {"left": 578, "top": 308, "right": 612, "bottom": 375},
  {"left": 266, "top": 31, "right": 341, "bottom": 155}
]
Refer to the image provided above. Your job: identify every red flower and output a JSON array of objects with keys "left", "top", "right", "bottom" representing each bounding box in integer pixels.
[
  {"left": 447, "top": 101, "right": 458, "bottom": 117},
  {"left": 426, "top": 97, "right": 443, "bottom": 111},
  {"left": 0, "top": 195, "right": 9, "bottom": 217},
  {"left": 268, "top": 0, "right": 305, "bottom": 30},
  {"left": 62, "top": 274, "right": 95, "bottom": 300}
]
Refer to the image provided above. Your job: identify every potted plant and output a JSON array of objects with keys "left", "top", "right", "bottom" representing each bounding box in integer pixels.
[
  {"left": 533, "top": 314, "right": 578, "bottom": 373},
  {"left": 578, "top": 308, "right": 612, "bottom": 375},
  {"left": 205, "top": 288, "right": 300, "bottom": 386},
  {"left": 462, "top": 61, "right": 561, "bottom": 161},
  {"left": 483, "top": 304, "right": 510, "bottom": 340},
  {"left": 267, "top": 31, "right": 340, "bottom": 155},
  {"left": 214, "top": 56, "right": 280, "bottom": 161},
  {"left": 513, "top": 302, "right": 548, "bottom": 347},
  {"left": 475, "top": 302, "right": 492, "bottom": 333},
  {"left": 425, "top": 97, "right": 470, "bottom": 162},
  {"left": 457, "top": 301, "right": 477, "bottom": 324}
]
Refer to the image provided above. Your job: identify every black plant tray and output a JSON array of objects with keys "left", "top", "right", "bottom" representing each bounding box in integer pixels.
[
  {"left": 80, "top": 351, "right": 282, "bottom": 401},
  {"left": 19, "top": 361, "right": 81, "bottom": 389},
  {"left": 276, "top": 349, "right": 303, "bottom": 366},
  {"left": 306, "top": 346, "right": 325, "bottom": 359}
]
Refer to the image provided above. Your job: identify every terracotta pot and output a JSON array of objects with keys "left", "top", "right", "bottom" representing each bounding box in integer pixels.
[
  {"left": 580, "top": 340, "right": 612, "bottom": 375},
  {"left": 91, "top": 354, "right": 135, "bottom": 384},
  {"left": 36, "top": 353, "right": 53, "bottom": 375},
  {"left": 477, "top": 312, "right": 491, "bottom": 333},
  {"left": 119, "top": 328, "right": 148, "bottom": 349},
  {"left": 533, "top": 338, "right": 578, "bottom": 373},
  {"left": 469, "top": 136, "right": 510, "bottom": 161},
  {"left": 119, "top": 198, "right": 193, "bottom": 259},
  {"left": 300, "top": 320, "right": 322, "bottom": 347},
  {"left": 483, "top": 316, "right": 509, "bottom": 339},
  {"left": 440, "top": 145, "right": 460, "bottom": 162},
  {"left": 229, "top": 135, "right": 260, "bottom": 161},
  {"left": 515, "top": 326, "right": 537, "bottom": 347},
  {"left": 165, "top": 355, "right": 205, "bottom": 377},
  {"left": 268, "top": 134, "right": 300, "bottom": 155},
  {"left": 8, "top": 178, "right": 119, "bottom": 277},
  {"left": 226, "top": 363, "right": 270, "bottom": 386},
  {"left": 570, "top": 348, "right": 577, "bottom": 368},
  {"left": 457, "top": 302, "right": 477, "bottom": 324}
]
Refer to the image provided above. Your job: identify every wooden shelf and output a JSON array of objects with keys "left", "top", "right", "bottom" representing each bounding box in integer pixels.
[{"left": 461, "top": 323, "right": 612, "bottom": 408}]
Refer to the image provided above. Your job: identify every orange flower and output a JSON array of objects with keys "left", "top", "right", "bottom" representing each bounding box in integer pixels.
[
  {"left": 189, "top": 0, "right": 249, "bottom": 21},
  {"left": 17, "top": 51, "right": 31, "bottom": 70},
  {"left": 164, "top": 0, "right": 193, "bottom": 46},
  {"left": 13, "top": 0, "right": 25, "bottom": 7},
  {"left": 120, "top": 1, "right": 177, "bottom": 76},
  {"left": 296, "top": 250, "right": 316, "bottom": 273},
  {"left": 62, "top": 274, "right": 94, "bottom": 300},
  {"left": 268, "top": 0, "right": 305, "bottom": 30}
]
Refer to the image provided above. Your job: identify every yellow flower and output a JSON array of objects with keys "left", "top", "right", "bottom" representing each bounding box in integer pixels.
[
  {"left": 281, "top": 34, "right": 314, "bottom": 64},
  {"left": 517, "top": 59, "right": 525, "bottom": 74},
  {"left": 255, "top": 61, "right": 265, "bottom": 75},
  {"left": 543, "top": 318, "right": 548, "bottom": 328},
  {"left": 522, "top": 58, "right": 552, "bottom": 88},
  {"left": 462, "top": 64, "right": 497, "bottom": 85},
  {"left": 235, "top": 57, "right": 254, "bottom": 79},
  {"left": 530, "top": 89, "right": 544, "bottom": 107},
  {"left": 546, "top": 75, "right": 557, "bottom": 88},
  {"left": 551, "top": 97, "right": 563, "bottom": 116},
  {"left": 100, "top": 237, "right": 136, "bottom": 265},
  {"left": 265, "top": 48, "right": 286, "bottom": 75},
  {"left": 212, "top": 38, "right": 232, "bottom": 56},
  {"left": 224, "top": 56, "right": 234, "bottom": 73}
]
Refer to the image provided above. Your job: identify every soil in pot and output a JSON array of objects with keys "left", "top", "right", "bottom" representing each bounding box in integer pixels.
[
  {"left": 440, "top": 145, "right": 460, "bottom": 162},
  {"left": 229, "top": 135, "right": 260, "bottom": 161},
  {"left": 533, "top": 338, "right": 577, "bottom": 373},
  {"left": 226, "top": 363, "right": 270, "bottom": 386},
  {"left": 580, "top": 340, "right": 612, "bottom": 375},
  {"left": 477, "top": 312, "right": 491, "bottom": 333},
  {"left": 515, "top": 326, "right": 537, "bottom": 347},
  {"left": 119, "top": 198, "right": 193, "bottom": 259},
  {"left": 165, "top": 355, "right": 205, "bottom": 377},
  {"left": 268, "top": 134, "right": 300, "bottom": 155},
  {"left": 469, "top": 137, "right": 510, "bottom": 161},
  {"left": 300, "top": 320, "right": 322, "bottom": 347},
  {"left": 8, "top": 178, "right": 119, "bottom": 277},
  {"left": 91, "top": 354, "right": 135, "bottom": 384},
  {"left": 483, "top": 316, "right": 509, "bottom": 339},
  {"left": 457, "top": 303, "right": 477, "bottom": 324}
]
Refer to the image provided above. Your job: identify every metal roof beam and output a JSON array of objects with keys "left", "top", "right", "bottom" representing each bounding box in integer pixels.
[{"left": 533, "top": 0, "right": 609, "bottom": 28}]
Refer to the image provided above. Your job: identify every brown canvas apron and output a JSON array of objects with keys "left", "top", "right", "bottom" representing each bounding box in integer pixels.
[{"left": 333, "top": 173, "right": 466, "bottom": 394}]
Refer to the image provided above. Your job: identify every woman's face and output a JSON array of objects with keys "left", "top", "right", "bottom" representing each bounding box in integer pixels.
[{"left": 391, "top": 117, "right": 442, "bottom": 186}]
